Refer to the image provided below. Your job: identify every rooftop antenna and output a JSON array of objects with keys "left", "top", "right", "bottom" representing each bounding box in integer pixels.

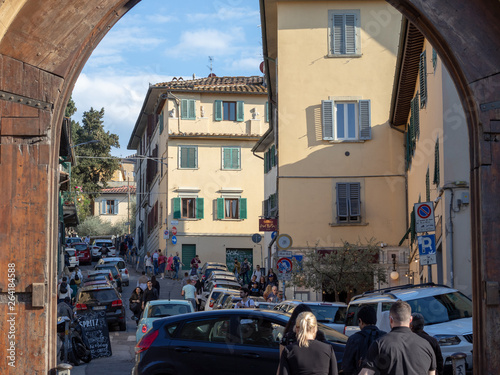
[{"left": 207, "top": 56, "right": 213, "bottom": 76}]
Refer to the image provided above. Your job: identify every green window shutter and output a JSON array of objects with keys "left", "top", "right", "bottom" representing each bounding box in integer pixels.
[
  {"left": 413, "top": 94, "right": 420, "bottom": 138},
  {"left": 433, "top": 138, "right": 440, "bottom": 186},
  {"left": 349, "top": 183, "right": 361, "bottom": 216},
  {"left": 181, "top": 99, "right": 188, "bottom": 119},
  {"left": 196, "top": 198, "right": 204, "bottom": 219},
  {"left": 271, "top": 145, "right": 276, "bottom": 167},
  {"left": 180, "top": 146, "right": 197, "bottom": 168},
  {"left": 426, "top": 168, "right": 430, "bottom": 202},
  {"left": 239, "top": 198, "right": 247, "bottom": 219},
  {"left": 432, "top": 48, "right": 438, "bottom": 71},
  {"left": 159, "top": 112, "right": 164, "bottom": 134},
  {"left": 236, "top": 101, "right": 245, "bottom": 122},
  {"left": 214, "top": 100, "right": 223, "bottom": 121},
  {"left": 336, "top": 183, "right": 348, "bottom": 218},
  {"left": 233, "top": 148, "right": 240, "bottom": 169},
  {"left": 223, "top": 147, "right": 231, "bottom": 169},
  {"left": 101, "top": 200, "right": 106, "bottom": 214},
  {"left": 265, "top": 101, "right": 269, "bottom": 122},
  {"left": 322, "top": 100, "right": 334, "bottom": 140},
  {"left": 264, "top": 152, "right": 269, "bottom": 173},
  {"left": 114, "top": 200, "right": 119, "bottom": 215},
  {"left": 173, "top": 198, "right": 181, "bottom": 219},
  {"left": 188, "top": 99, "right": 196, "bottom": 119},
  {"left": 359, "top": 100, "right": 371, "bottom": 140},
  {"left": 419, "top": 51, "right": 427, "bottom": 107},
  {"left": 217, "top": 198, "right": 225, "bottom": 219}
]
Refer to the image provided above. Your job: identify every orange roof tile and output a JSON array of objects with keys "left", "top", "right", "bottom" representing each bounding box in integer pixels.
[{"left": 154, "top": 76, "right": 267, "bottom": 94}]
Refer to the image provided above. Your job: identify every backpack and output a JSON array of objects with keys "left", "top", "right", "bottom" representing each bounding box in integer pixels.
[
  {"left": 357, "top": 328, "right": 385, "bottom": 370},
  {"left": 74, "top": 273, "right": 80, "bottom": 281},
  {"left": 59, "top": 283, "right": 68, "bottom": 294}
]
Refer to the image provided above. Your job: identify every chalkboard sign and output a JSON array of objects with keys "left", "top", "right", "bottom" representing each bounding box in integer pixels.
[{"left": 78, "top": 310, "right": 112, "bottom": 359}]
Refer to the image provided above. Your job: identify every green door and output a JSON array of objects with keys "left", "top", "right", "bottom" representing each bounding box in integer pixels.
[{"left": 182, "top": 244, "right": 196, "bottom": 271}]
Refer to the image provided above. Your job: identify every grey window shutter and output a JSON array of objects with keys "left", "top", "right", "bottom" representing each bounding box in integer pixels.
[
  {"left": 214, "top": 100, "right": 223, "bottom": 121},
  {"left": 349, "top": 183, "right": 361, "bottom": 216},
  {"left": 345, "top": 14, "right": 356, "bottom": 54},
  {"left": 196, "top": 198, "right": 204, "bottom": 219},
  {"left": 114, "top": 200, "right": 119, "bottom": 215},
  {"left": 333, "top": 15, "right": 344, "bottom": 54},
  {"left": 322, "top": 100, "right": 334, "bottom": 140},
  {"left": 236, "top": 101, "right": 245, "bottom": 122},
  {"left": 336, "top": 183, "right": 348, "bottom": 218},
  {"left": 217, "top": 198, "right": 225, "bottom": 219},
  {"left": 101, "top": 200, "right": 106, "bottom": 214},
  {"left": 359, "top": 100, "right": 371, "bottom": 140},
  {"left": 419, "top": 51, "right": 427, "bottom": 107}
]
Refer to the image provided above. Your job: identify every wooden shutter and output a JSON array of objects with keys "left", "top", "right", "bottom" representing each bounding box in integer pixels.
[
  {"left": 113, "top": 200, "right": 119, "bottom": 215},
  {"left": 322, "top": 100, "right": 334, "bottom": 140},
  {"left": 336, "top": 183, "right": 348, "bottom": 218},
  {"left": 359, "top": 100, "right": 371, "bottom": 140},
  {"left": 233, "top": 148, "right": 240, "bottom": 169},
  {"left": 349, "top": 183, "right": 361, "bottom": 217},
  {"left": 271, "top": 145, "right": 276, "bottom": 167},
  {"left": 345, "top": 14, "right": 356, "bottom": 54},
  {"left": 196, "top": 198, "right": 204, "bottom": 219},
  {"left": 223, "top": 147, "right": 231, "bottom": 169},
  {"left": 236, "top": 101, "right": 245, "bottom": 122},
  {"left": 217, "top": 198, "right": 225, "bottom": 219},
  {"left": 173, "top": 198, "right": 181, "bottom": 219},
  {"left": 159, "top": 111, "right": 164, "bottom": 134},
  {"left": 332, "top": 15, "right": 344, "bottom": 54},
  {"left": 181, "top": 99, "right": 188, "bottom": 119},
  {"left": 239, "top": 198, "right": 247, "bottom": 219},
  {"left": 264, "top": 152, "right": 269, "bottom": 173},
  {"left": 265, "top": 101, "right": 269, "bottom": 122},
  {"left": 188, "top": 99, "right": 196, "bottom": 119},
  {"left": 419, "top": 51, "right": 427, "bottom": 107},
  {"left": 214, "top": 100, "right": 223, "bottom": 121}
]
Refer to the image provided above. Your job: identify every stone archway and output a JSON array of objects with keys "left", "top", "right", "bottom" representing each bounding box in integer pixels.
[{"left": 0, "top": 0, "right": 498, "bottom": 373}]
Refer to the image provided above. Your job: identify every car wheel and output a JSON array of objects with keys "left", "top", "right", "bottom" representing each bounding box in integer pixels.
[{"left": 119, "top": 321, "right": 127, "bottom": 331}]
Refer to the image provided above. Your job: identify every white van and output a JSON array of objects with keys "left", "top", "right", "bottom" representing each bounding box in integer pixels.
[{"left": 344, "top": 283, "right": 473, "bottom": 371}]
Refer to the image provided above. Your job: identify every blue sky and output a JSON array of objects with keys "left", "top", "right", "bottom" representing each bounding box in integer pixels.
[{"left": 71, "top": 0, "right": 263, "bottom": 156}]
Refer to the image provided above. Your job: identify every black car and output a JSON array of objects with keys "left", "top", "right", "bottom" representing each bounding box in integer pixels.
[
  {"left": 94, "top": 264, "right": 122, "bottom": 292},
  {"left": 75, "top": 285, "right": 126, "bottom": 331},
  {"left": 133, "top": 309, "right": 346, "bottom": 375}
]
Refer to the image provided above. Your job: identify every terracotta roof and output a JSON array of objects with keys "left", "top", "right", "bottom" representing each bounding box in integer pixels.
[
  {"left": 169, "top": 132, "right": 262, "bottom": 139},
  {"left": 153, "top": 76, "right": 267, "bottom": 94},
  {"left": 101, "top": 186, "right": 136, "bottom": 194}
]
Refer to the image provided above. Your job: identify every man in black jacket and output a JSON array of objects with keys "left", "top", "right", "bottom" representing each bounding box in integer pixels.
[
  {"left": 142, "top": 280, "right": 158, "bottom": 310},
  {"left": 411, "top": 313, "right": 444, "bottom": 375},
  {"left": 342, "top": 305, "right": 386, "bottom": 375}
]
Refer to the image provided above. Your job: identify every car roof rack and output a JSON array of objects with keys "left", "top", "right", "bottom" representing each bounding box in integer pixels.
[{"left": 350, "top": 282, "right": 451, "bottom": 302}]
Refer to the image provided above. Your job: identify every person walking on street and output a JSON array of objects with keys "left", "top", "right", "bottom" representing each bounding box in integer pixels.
[
  {"left": 233, "top": 258, "right": 241, "bottom": 280},
  {"left": 142, "top": 280, "right": 159, "bottom": 310},
  {"left": 166, "top": 254, "right": 174, "bottom": 279},
  {"left": 342, "top": 305, "right": 386, "bottom": 375},
  {"left": 181, "top": 272, "right": 190, "bottom": 286},
  {"left": 158, "top": 251, "right": 167, "bottom": 279},
  {"left": 129, "top": 287, "right": 143, "bottom": 324},
  {"left": 58, "top": 276, "right": 72, "bottom": 304},
  {"left": 267, "top": 285, "right": 280, "bottom": 303},
  {"left": 152, "top": 249, "right": 160, "bottom": 276},
  {"left": 266, "top": 269, "right": 278, "bottom": 287},
  {"left": 249, "top": 281, "right": 261, "bottom": 297},
  {"left": 151, "top": 275, "right": 160, "bottom": 296},
  {"left": 359, "top": 301, "right": 436, "bottom": 375},
  {"left": 411, "top": 313, "right": 444, "bottom": 375},
  {"left": 137, "top": 271, "right": 149, "bottom": 291},
  {"left": 240, "top": 258, "right": 251, "bottom": 286},
  {"left": 100, "top": 243, "right": 109, "bottom": 258},
  {"left": 190, "top": 255, "right": 201, "bottom": 276},
  {"left": 278, "top": 311, "right": 338, "bottom": 375},
  {"left": 252, "top": 265, "right": 262, "bottom": 282},
  {"left": 182, "top": 277, "right": 198, "bottom": 311},
  {"left": 173, "top": 252, "right": 183, "bottom": 280},
  {"left": 144, "top": 252, "right": 153, "bottom": 276},
  {"left": 235, "top": 288, "right": 255, "bottom": 308}
]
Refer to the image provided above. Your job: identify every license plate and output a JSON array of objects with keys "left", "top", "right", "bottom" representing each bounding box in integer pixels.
[{"left": 93, "top": 306, "right": 106, "bottom": 310}]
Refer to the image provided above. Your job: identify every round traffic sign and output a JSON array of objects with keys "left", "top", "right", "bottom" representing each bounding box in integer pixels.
[
  {"left": 276, "top": 257, "right": 293, "bottom": 273},
  {"left": 277, "top": 234, "right": 292, "bottom": 250},
  {"left": 417, "top": 203, "right": 432, "bottom": 219},
  {"left": 172, "top": 226, "right": 177, "bottom": 235},
  {"left": 271, "top": 231, "right": 277, "bottom": 240},
  {"left": 252, "top": 233, "right": 262, "bottom": 243},
  {"left": 171, "top": 235, "right": 177, "bottom": 245}
]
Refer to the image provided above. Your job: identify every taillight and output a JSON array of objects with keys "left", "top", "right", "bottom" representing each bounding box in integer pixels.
[
  {"left": 141, "top": 324, "right": 148, "bottom": 333},
  {"left": 111, "top": 300, "right": 122, "bottom": 307},
  {"left": 76, "top": 303, "right": 87, "bottom": 310},
  {"left": 125, "top": 269, "right": 129, "bottom": 274},
  {"left": 209, "top": 301, "right": 214, "bottom": 308},
  {"left": 343, "top": 327, "right": 346, "bottom": 335},
  {"left": 136, "top": 329, "right": 159, "bottom": 354}
]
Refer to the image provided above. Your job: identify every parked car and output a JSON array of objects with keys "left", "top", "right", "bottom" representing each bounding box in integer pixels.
[
  {"left": 91, "top": 239, "right": 116, "bottom": 260},
  {"left": 201, "top": 279, "right": 241, "bottom": 307},
  {"left": 133, "top": 309, "right": 347, "bottom": 375},
  {"left": 97, "top": 257, "right": 129, "bottom": 286},
  {"left": 65, "top": 248, "right": 79, "bottom": 270},
  {"left": 273, "top": 300, "right": 347, "bottom": 333},
  {"left": 94, "top": 264, "right": 122, "bottom": 292},
  {"left": 73, "top": 242, "right": 91, "bottom": 265},
  {"left": 75, "top": 284, "right": 126, "bottom": 331},
  {"left": 205, "top": 271, "right": 238, "bottom": 284},
  {"left": 201, "top": 266, "right": 230, "bottom": 282},
  {"left": 213, "top": 290, "right": 241, "bottom": 310},
  {"left": 204, "top": 288, "right": 233, "bottom": 311},
  {"left": 200, "top": 262, "right": 228, "bottom": 275},
  {"left": 81, "top": 279, "right": 114, "bottom": 289},
  {"left": 255, "top": 301, "right": 278, "bottom": 310},
  {"left": 344, "top": 283, "right": 473, "bottom": 371},
  {"left": 136, "top": 299, "right": 194, "bottom": 343},
  {"left": 66, "top": 237, "right": 82, "bottom": 247},
  {"left": 87, "top": 270, "right": 119, "bottom": 291}
]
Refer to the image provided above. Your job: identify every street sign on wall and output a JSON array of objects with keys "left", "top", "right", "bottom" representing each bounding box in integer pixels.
[
  {"left": 418, "top": 234, "right": 437, "bottom": 265},
  {"left": 414, "top": 202, "right": 436, "bottom": 233}
]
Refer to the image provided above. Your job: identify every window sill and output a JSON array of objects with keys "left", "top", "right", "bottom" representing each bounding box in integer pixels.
[
  {"left": 328, "top": 139, "right": 366, "bottom": 143},
  {"left": 221, "top": 168, "right": 242, "bottom": 171},
  {"left": 178, "top": 168, "right": 198, "bottom": 170},
  {"left": 329, "top": 221, "right": 368, "bottom": 227},
  {"left": 219, "top": 219, "right": 244, "bottom": 221},
  {"left": 178, "top": 218, "right": 201, "bottom": 221},
  {"left": 326, "top": 54, "right": 362, "bottom": 58}
]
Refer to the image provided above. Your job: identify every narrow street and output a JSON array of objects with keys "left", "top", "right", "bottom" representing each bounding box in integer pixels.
[{"left": 70, "top": 262, "right": 184, "bottom": 375}]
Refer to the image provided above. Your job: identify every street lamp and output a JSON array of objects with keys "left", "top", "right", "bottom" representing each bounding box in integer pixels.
[{"left": 390, "top": 253, "right": 400, "bottom": 280}]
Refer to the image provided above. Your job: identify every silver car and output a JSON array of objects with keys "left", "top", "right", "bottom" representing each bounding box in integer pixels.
[{"left": 96, "top": 257, "right": 129, "bottom": 286}]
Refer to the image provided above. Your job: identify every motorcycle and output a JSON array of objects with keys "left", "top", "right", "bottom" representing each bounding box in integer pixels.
[{"left": 57, "top": 315, "right": 92, "bottom": 365}]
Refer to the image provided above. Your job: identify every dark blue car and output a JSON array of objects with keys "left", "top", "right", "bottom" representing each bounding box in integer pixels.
[{"left": 134, "top": 309, "right": 347, "bottom": 375}]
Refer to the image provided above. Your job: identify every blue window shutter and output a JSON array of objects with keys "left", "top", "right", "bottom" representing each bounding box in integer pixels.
[
  {"left": 349, "top": 183, "right": 361, "bottom": 216},
  {"left": 188, "top": 99, "right": 196, "bottom": 119},
  {"left": 181, "top": 99, "right": 188, "bottom": 119},
  {"left": 217, "top": 198, "right": 225, "bottom": 219},
  {"left": 114, "top": 200, "right": 119, "bottom": 215},
  {"left": 214, "top": 100, "right": 223, "bottom": 121},
  {"left": 173, "top": 198, "right": 181, "bottom": 219},
  {"left": 196, "top": 198, "right": 204, "bottom": 219},
  {"left": 236, "top": 101, "right": 245, "bottom": 122},
  {"left": 265, "top": 101, "right": 269, "bottom": 122},
  {"left": 336, "top": 183, "right": 348, "bottom": 218},
  {"left": 322, "top": 100, "right": 334, "bottom": 140},
  {"left": 101, "top": 200, "right": 106, "bottom": 215},
  {"left": 359, "top": 100, "right": 371, "bottom": 140},
  {"left": 239, "top": 198, "right": 247, "bottom": 219},
  {"left": 419, "top": 51, "right": 427, "bottom": 107}
]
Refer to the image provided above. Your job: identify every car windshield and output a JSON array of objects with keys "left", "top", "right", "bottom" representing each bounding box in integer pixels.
[
  {"left": 65, "top": 250, "right": 76, "bottom": 256},
  {"left": 406, "top": 291, "right": 473, "bottom": 325},
  {"left": 79, "top": 289, "right": 117, "bottom": 303},
  {"left": 96, "top": 241, "right": 112, "bottom": 247},
  {"left": 95, "top": 265, "right": 119, "bottom": 276},
  {"left": 318, "top": 323, "right": 348, "bottom": 344},
  {"left": 74, "top": 244, "right": 88, "bottom": 251},
  {"left": 86, "top": 274, "right": 107, "bottom": 281},
  {"left": 147, "top": 304, "right": 190, "bottom": 318},
  {"left": 306, "top": 305, "right": 347, "bottom": 325}
]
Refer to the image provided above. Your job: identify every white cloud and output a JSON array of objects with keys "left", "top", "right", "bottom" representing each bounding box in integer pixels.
[{"left": 187, "top": 6, "right": 259, "bottom": 22}]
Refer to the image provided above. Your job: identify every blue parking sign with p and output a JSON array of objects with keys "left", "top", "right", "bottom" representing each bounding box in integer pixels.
[{"left": 418, "top": 234, "right": 436, "bottom": 255}]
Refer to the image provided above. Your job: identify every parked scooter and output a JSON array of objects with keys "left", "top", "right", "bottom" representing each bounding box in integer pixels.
[{"left": 57, "top": 315, "right": 92, "bottom": 365}]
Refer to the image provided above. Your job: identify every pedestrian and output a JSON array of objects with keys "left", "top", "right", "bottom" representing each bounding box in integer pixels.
[
  {"left": 240, "top": 258, "right": 251, "bottom": 286},
  {"left": 263, "top": 285, "right": 273, "bottom": 301},
  {"left": 142, "top": 280, "right": 159, "bottom": 310},
  {"left": 137, "top": 271, "right": 149, "bottom": 291},
  {"left": 131, "top": 245, "right": 137, "bottom": 265},
  {"left": 173, "top": 252, "right": 183, "bottom": 280},
  {"left": 158, "top": 251, "right": 167, "bottom": 279},
  {"left": 252, "top": 265, "right": 262, "bottom": 282},
  {"left": 277, "top": 290, "right": 285, "bottom": 303},
  {"left": 100, "top": 243, "right": 109, "bottom": 258},
  {"left": 280, "top": 304, "right": 326, "bottom": 354},
  {"left": 69, "top": 279, "right": 78, "bottom": 303},
  {"left": 129, "top": 286, "right": 143, "bottom": 324},
  {"left": 267, "top": 270, "right": 278, "bottom": 287},
  {"left": 411, "top": 313, "right": 444, "bottom": 375},
  {"left": 166, "top": 253, "right": 174, "bottom": 279},
  {"left": 342, "top": 305, "right": 386, "bottom": 375},
  {"left": 249, "top": 281, "right": 261, "bottom": 297},
  {"left": 182, "top": 277, "right": 198, "bottom": 311},
  {"left": 119, "top": 241, "right": 127, "bottom": 257},
  {"left": 233, "top": 258, "right": 241, "bottom": 280},
  {"left": 71, "top": 266, "right": 83, "bottom": 286},
  {"left": 359, "top": 301, "right": 437, "bottom": 375},
  {"left": 258, "top": 275, "right": 267, "bottom": 293},
  {"left": 181, "top": 272, "right": 190, "bottom": 286},
  {"left": 58, "top": 277, "right": 72, "bottom": 304},
  {"left": 57, "top": 297, "right": 74, "bottom": 320},
  {"left": 152, "top": 249, "right": 160, "bottom": 275},
  {"left": 267, "top": 285, "right": 280, "bottom": 303},
  {"left": 190, "top": 254, "right": 201, "bottom": 276},
  {"left": 235, "top": 287, "right": 255, "bottom": 308},
  {"left": 144, "top": 252, "right": 153, "bottom": 276},
  {"left": 278, "top": 311, "right": 338, "bottom": 375},
  {"left": 151, "top": 275, "right": 160, "bottom": 296}
]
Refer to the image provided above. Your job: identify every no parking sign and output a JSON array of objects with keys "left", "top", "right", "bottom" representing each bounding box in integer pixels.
[{"left": 414, "top": 202, "right": 436, "bottom": 232}]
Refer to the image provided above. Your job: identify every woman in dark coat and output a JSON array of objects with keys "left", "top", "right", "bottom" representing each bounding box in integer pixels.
[
  {"left": 129, "top": 287, "right": 143, "bottom": 324},
  {"left": 151, "top": 275, "right": 160, "bottom": 295}
]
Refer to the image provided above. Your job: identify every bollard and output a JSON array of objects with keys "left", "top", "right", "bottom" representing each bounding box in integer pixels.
[
  {"left": 56, "top": 362, "right": 72, "bottom": 375},
  {"left": 450, "top": 352, "right": 467, "bottom": 375}
]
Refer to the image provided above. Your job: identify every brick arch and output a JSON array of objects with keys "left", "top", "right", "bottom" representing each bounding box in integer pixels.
[{"left": 0, "top": 0, "right": 498, "bottom": 373}]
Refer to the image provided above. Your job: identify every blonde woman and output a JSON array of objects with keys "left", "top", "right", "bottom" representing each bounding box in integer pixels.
[
  {"left": 278, "top": 311, "right": 338, "bottom": 375},
  {"left": 263, "top": 284, "right": 273, "bottom": 301}
]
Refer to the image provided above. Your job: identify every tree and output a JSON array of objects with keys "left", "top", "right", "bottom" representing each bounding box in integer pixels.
[
  {"left": 290, "top": 240, "right": 387, "bottom": 302},
  {"left": 76, "top": 216, "right": 113, "bottom": 237}
]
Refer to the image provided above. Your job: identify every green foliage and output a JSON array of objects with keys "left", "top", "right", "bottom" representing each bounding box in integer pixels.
[
  {"left": 290, "top": 240, "right": 387, "bottom": 302},
  {"left": 76, "top": 216, "right": 128, "bottom": 237}
]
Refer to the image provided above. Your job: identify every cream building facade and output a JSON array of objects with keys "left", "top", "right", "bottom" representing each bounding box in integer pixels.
[
  {"left": 129, "top": 76, "right": 268, "bottom": 271},
  {"left": 93, "top": 185, "right": 136, "bottom": 226}
]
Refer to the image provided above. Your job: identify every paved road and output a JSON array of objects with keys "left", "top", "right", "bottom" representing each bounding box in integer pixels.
[{"left": 69, "top": 261, "right": 185, "bottom": 375}]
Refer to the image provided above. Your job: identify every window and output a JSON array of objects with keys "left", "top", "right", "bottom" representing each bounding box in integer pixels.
[
  {"left": 217, "top": 197, "right": 247, "bottom": 220},
  {"left": 336, "top": 182, "right": 361, "bottom": 223},
  {"left": 237, "top": 317, "right": 282, "bottom": 347},
  {"left": 328, "top": 10, "right": 360, "bottom": 56},
  {"left": 214, "top": 100, "right": 244, "bottom": 122},
  {"left": 179, "top": 146, "right": 198, "bottom": 169},
  {"left": 322, "top": 99, "right": 371, "bottom": 141},
  {"left": 222, "top": 147, "right": 240, "bottom": 169},
  {"left": 158, "top": 111, "right": 164, "bottom": 134},
  {"left": 173, "top": 197, "right": 204, "bottom": 219},
  {"left": 264, "top": 145, "right": 276, "bottom": 173},
  {"left": 419, "top": 51, "right": 427, "bottom": 107},
  {"left": 177, "top": 317, "right": 231, "bottom": 342},
  {"left": 101, "top": 200, "right": 118, "bottom": 215},
  {"left": 432, "top": 48, "right": 438, "bottom": 71},
  {"left": 181, "top": 99, "right": 196, "bottom": 120}
]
